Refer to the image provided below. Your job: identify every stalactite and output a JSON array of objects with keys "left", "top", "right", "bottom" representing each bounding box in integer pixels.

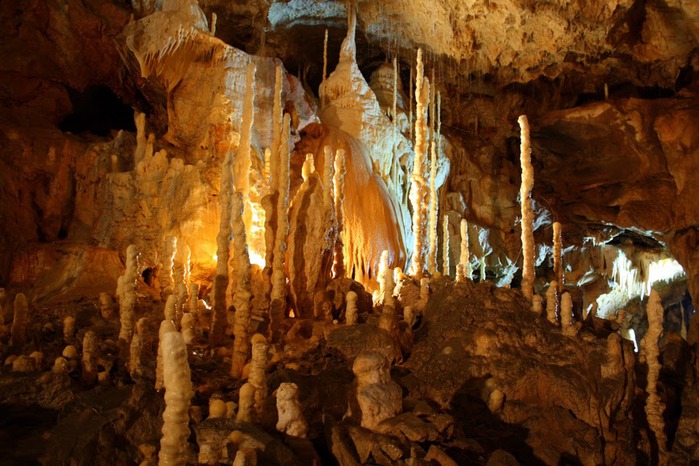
[
  {"left": 442, "top": 214, "right": 450, "bottom": 276},
  {"left": 457, "top": 219, "right": 471, "bottom": 282},
  {"left": 322, "top": 28, "right": 328, "bottom": 107},
  {"left": 159, "top": 331, "right": 193, "bottom": 466},
  {"left": 644, "top": 289, "right": 669, "bottom": 463},
  {"left": 409, "top": 65, "right": 414, "bottom": 143},
  {"left": 518, "top": 115, "right": 535, "bottom": 301},
  {"left": 553, "top": 221, "right": 564, "bottom": 292},
  {"left": 333, "top": 149, "right": 346, "bottom": 278},
  {"left": 409, "top": 48, "right": 429, "bottom": 278},
  {"left": 270, "top": 114, "right": 291, "bottom": 342},
  {"left": 237, "top": 61, "right": 256, "bottom": 238},
  {"left": 392, "top": 56, "right": 398, "bottom": 126},
  {"left": 230, "top": 190, "right": 253, "bottom": 378}
]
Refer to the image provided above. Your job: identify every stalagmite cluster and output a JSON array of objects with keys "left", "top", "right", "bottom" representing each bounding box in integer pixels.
[{"left": 0, "top": 1, "right": 696, "bottom": 465}]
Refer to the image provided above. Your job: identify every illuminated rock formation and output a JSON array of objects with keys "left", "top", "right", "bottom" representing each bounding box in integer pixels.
[
  {"left": 159, "top": 330, "right": 193, "bottom": 466},
  {"left": 275, "top": 382, "right": 309, "bottom": 438}
]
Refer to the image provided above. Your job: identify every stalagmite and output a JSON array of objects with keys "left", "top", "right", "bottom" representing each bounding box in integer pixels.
[
  {"left": 427, "top": 90, "right": 440, "bottom": 275},
  {"left": 553, "top": 222, "right": 564, "bottom": 291},
  {"left": 532, "top": 294, "right": 543, "bottom": 315},
  {"left": 322, "top": 146, "right": 336, "bottom": 231},
  {"left": 263, "top": 65, "right": 284, "bottom": 315},
  {"left": 560, "top": 292, "right": 576, "bottom": 336},
  {"left": 99, "top": 292, "right": 114, "bottom": 320},
  {"left": 236, "top": 382, "right": 255, "bottom": 423},
  {"left": 134, "top": 112, "right": 146, "bottom": 164},
  {"left": 10, "top": 293, "right": 28, "bottom": 348},
  {"left": 63, "top": 316, "right": 75, "bottom": 342},
  {"left": 353, "top": 351, "right": 402, "bottom": 431},
  {"left": 188, "top": 283, "right": 199, "bottom": 318},
  {"left": 164, "top": 294, "right": 177, "bottom": 324},
  {"left": 518, "top": 115, "right": 535, "bottom": 301},
  {"left": 276, "top": 382, "right": 308, "bottom": 438},
  {"left": 119, "top": 245, "right": 139, "bottom": 345},
  {"left": 643, "top": 289, "right": 669, "bottom": 463},
  {"left": 210, "top": 12, "right": 217, "bottom": 35},
  {"left": 230, "top": 190, "right": 253, "bottom": 379},
  {"left": 270, "top": 114, "right": 291, "bottom": 341},
  {"left": 409, "top": 48, "right": 430, "bottom": 278},
  {"left": 130, "top": 317, "right": 148, "bottom": 379},
  {"left": 442, "top": 214, "right": 450, "bottom": 276},
  {"left": 161, "top": 236, "right": 177, "bottom": 295},
  {"left": 378, "top": 250, "right": 395, "bottom": 308},
  {"left": 546, "top": 281, "right": 559, "bottom": 325},
  {"left": 181, "top": 313, "right": 195, "bottom": 345},
  {"left": 346, "top": 291, "right": 358, "bottom": 325},
  {"left": 456, "top": 219, "right": 471, "bottom": 282},
  {"left": 82, "top": 330, "right": 98, "bottom": 384},
  {"left": 159, "top": 331, "right": 193, "bottom": 466},
  {"left": 156, "top": 320, "right": 177, "bottom": 391},
  {"left": 333, "top": 148, "right": 346, "bottom": 278},
  {"left": 237, "top": 61, "right": 256, "bottom": 235},
  {"left": 248, "top": 333, "right": 268, "bottom": 416},
  {"left": 212, "top": 143, "right": 234, "bottom": 346},
  {"left": 270, "top": 66, "right": 283, "bottom": 193},
  {"left": 418, "top": 277, "right": 430, "bottom": 312}
]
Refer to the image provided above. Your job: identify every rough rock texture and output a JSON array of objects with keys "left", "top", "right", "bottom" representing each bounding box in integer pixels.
[{"left": 406, "top": 279, "right": 636, "bottom": 465}]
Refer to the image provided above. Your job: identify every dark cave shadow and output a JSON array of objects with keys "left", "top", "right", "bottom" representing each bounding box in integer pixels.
[
  {"left": 449, "top": 377, "right": 546, "bottom": 466},
  {"left": 0, "top": 403, "right": 58, "bottom": 466}
]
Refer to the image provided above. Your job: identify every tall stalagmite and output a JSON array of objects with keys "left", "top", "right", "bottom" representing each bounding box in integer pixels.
[
  {"left": 159, "top": 331, "right": 193, "bottom": 466},
  {"left": 333, "top": 148, "right": 346, "bottom": 278},
  {"left": 118, "top": 245, "right": 139, "bottom": 345},
  {"left": 409, "top": 48, "right": 429, "bottom": 278},
  {"left": 269, "top": 114, "right": 291, "bottom": 342},
  {"left": 518, "top": 115, "right": 535, "bottom": 301},
  {"left": 457, "top": 219, "right": 471, "bottom": 282},
  {"left": 553, "top": 221, "right": 564, "bottom": 291},
  {"left": 212, "top": 144, "right": 234, "bottom": 346},
  {"left": 230, "top": 190, "right": 253, "bottom": 378},
  {"left": 644, "top": 289, "right": 669, "bottom": 464}
]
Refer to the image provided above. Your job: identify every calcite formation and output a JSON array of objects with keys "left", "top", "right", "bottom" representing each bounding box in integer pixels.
[{"left": 0, "top": 0, "right": 697, "bottom": 465}]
